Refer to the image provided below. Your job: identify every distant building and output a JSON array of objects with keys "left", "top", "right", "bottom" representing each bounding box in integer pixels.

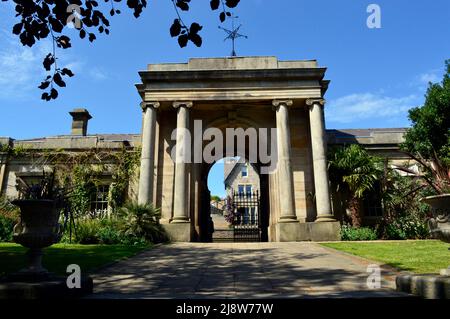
[
  {"left": 224, "top": 158, "right": 261, "bottom": 226},
  {"left": 224, "top": 158, "right": 260, "bottom": 197}
]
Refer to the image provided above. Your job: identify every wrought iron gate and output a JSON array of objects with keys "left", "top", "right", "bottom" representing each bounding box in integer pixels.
[{"left": 232, "top": 190, "right": 261, "bottom": 242}]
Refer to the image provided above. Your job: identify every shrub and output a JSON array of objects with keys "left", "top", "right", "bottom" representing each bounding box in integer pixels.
[
  {"left": 73, "top": 218, "right": 102, "bottom": 244},
  {"left": 0, "top": 196, "right": 19, "bottom": 221},
  {"left": 60, "top": 202, "right": 167, "bottom": 245},
  {"left": 0, "top": 196, "right": 18, "bottom": 242},
  {"left": 0, "top": 215, "right": 15, "bottom": 242},
  {"left": 62, "top": 217, "right": 125, "bottom": 245},
  {"left": 378, "top": 214, "right": 429, "bottom": 240},
  {"left": 340, "top": 224, "right": 378, "bottom": 241},
  {"left": 118, "top": 202, "right": 168, "bottom": 244}
]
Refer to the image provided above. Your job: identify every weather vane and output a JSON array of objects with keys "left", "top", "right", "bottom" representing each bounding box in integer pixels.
[{"left": 218, "top": 14, "right": 248, "bottom": 57}]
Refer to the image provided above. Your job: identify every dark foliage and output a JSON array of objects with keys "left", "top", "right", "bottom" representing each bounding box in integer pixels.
[{"left": 2, "top": 0, "right": 240, "bottom": 100}]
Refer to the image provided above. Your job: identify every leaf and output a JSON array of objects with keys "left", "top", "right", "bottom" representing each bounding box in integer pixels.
[
  {"left": 220, "top": 12, "right": 226, "bottom": 22},
  {"left": 178, "top": 34, "right": 188, "bottom": 48},
  {"left": 38, "top": 81, "right": 50, "bottom": 90},
  {"left": 88, "top": 33, "right": 96, "bottom": 42},
  {"left": 54, "top": 73, "right": 66, "bottom": 87},
  {"left": 61, "top": 68, "right": 75, "bottom": 77},
  {"left": 170, "top": 19, "right": 181, "bottom": 37},
  {"left": 43, "top": 53, "right": 55, "bottom": 71},
  {"left": 49, "top": 16, "right": 64, "bottom": 33},
  {"left": 189, "top": 22, "right": 202, "bottom": 34},
  {"left": 50, "top": 88, "right": 58, "bottom": 100},
  {"left": 80, "top": 29, "right": 86, "bottom": 39},
  {"left": 176, "top": 0, "right": 189, "bottom": 11},
  {"left": 188, "top": 32, "right": 202, "bottom": 47},
  {"left": 225, "top": 0, "right": 240, "bottom": 8},
  {"left": 57, "top": 35, "right": 72, "bottom": 49},
  {"left": 12, "top": 22, "right": 23, "bottom": 35},
  {"left": 210, "top": 0, "right": 220, "bottom": 10},
  {"left": 41, "top": 92, "right": 50, "bottom": 101}
]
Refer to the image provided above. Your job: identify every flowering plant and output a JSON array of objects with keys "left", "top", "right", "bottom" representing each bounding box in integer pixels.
[{"left": 223, "top": 195, "right": 237, "bottom": 225}]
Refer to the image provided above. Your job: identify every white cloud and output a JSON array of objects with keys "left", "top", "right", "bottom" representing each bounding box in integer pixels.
[
  {"left": 0, "top": 30, "right": 85, "bottom": 100},
  {"left": 325, "top": 93, "right": 419, "bottom": 124},
  {"left": 408, "top": 68, "right": 443, "bottom": 91},
  {"left": 88, "top": 67, "right": 109, "bottom": 81},
  {"left": 419, "top": 71, "right": 440, "bottom": 84},
  {"left": 0, "top": 33, "right": 48, "bottom": 99}
]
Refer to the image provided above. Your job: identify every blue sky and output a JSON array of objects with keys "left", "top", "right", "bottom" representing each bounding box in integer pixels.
[{"left": 1, "top": 0, "right": 449, "bottom": 197}]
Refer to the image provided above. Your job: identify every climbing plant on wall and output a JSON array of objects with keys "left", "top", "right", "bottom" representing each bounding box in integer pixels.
[{"left": 9, "top": 146, "right": 141, "bottom": 217}]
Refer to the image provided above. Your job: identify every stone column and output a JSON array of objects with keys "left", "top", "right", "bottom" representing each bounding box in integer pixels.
[
  {"left": 273, "top": 100, "right": 297, "bottom": 222},
  {"left": 172, "top": 101, "right": 193, "bottom": 223},
  {"left": 0, "top": 155, "right": 6, "bottom": 194},
  {"left": 138, "top": 102, "right": 160, "bottom": 205},
  {"left": 306, "top": 98, "right": 335, "bottom": 222}
]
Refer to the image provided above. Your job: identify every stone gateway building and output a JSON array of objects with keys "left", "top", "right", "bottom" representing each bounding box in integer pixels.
[{"left": 0, "top": 57, "right": 413, "bottom": 243}]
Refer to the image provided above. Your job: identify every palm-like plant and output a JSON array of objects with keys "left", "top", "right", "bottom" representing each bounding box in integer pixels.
[
  {"left": 118, "top": 202, "right": 167, "bottom": 243},
  {"left": 329, "top": 145, "right": 384, "bottom": 227}
]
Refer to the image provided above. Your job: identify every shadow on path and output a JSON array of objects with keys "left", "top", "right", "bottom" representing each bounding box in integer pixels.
[{"left": 89, "top": 243, "right": 410, "bottom": 299}]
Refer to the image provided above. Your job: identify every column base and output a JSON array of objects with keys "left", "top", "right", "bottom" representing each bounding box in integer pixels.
[
  {"left": 171, "top": 217, "right": 190, "bottom": 223},
  {"left": 163, "top": 222, "right": 191, "bottom": 242},
  {"left": 315, "top": 214, "right": 336, "bottom": 222},
  {"left": 278, "top": 216, "right": 298, "bottom": 223}
]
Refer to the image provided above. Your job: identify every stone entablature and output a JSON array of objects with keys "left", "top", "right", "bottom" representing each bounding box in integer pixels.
[{"left": 136, "top": 57, "right": 329, "bottom": 103}]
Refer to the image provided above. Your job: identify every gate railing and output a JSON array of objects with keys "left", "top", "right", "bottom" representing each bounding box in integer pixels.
[{"left": 232, "top": 190, "right": 261, "bottom": 242}]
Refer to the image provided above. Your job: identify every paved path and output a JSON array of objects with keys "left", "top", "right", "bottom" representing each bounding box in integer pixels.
[{"left": 89, "top": 243, "right": 409, "bottom": 299}]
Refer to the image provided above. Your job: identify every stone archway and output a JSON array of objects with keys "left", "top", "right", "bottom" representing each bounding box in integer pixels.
[
  {"left": 135, "top": 56, "right": 341, "bottom": 242},
  {"left": 194, "top": 116, "right": 272, "bottom": 242},
  {"left": 198, "top": 158, "right": 270, "bottom": 243}
]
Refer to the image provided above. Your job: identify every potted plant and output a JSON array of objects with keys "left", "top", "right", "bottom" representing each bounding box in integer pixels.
[
  {"left": 399, "top": 60, "right": 450, "bottom": 244},
  {"left": 10, "top": 170, "right": 67, "bottom": 280}
]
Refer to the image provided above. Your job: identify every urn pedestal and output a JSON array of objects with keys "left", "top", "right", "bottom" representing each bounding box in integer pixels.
[
  {"left": 10, "top": 199, "right": 62, "bottom": 280},
  {"left": 0, "top": 199, "right": 93, "bottom": 298},
  {"left": 396, "top": 194, "right": 450, "bottom": 299},
  {"left": 422, "top": 194, "right": 450, "bottom": 243}
]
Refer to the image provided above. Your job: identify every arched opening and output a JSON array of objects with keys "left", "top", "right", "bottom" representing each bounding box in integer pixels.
[{"left": 200, "top": 155, "right": 269, "bottom": 243}]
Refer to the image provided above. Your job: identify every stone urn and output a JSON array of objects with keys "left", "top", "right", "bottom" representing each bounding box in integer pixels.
[
  {"left": 11, "top": 199, "right": 63, "bottom": 280},
  {"left": 422, "top": 194, "right": 450, "bottom": 243}
]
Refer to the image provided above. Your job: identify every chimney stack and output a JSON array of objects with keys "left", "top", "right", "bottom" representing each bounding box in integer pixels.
[{"left": 69, "top": 108, "right": 92, "bottom": 136}]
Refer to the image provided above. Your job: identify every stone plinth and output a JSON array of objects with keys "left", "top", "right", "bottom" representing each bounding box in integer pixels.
[
  {"left": 0, "top": 275, "right": 93, "bottom": 299},
  {"left": 396, "top": 273, "right": 450, "bottom": 299},
  {"left": 163, "top": 223, "right": 192, "bottom": 242},
  {"left": 271, "top": 221, "right": 341, "bottom": 242}
]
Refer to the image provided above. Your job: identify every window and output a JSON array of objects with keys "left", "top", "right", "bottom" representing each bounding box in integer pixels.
[
  {"left": 241, "top": 207, "right": 257, "bottom": 225},
  {"left": 241, "top": 164, "right": 248, "bottom": 177},
  {"left": 90, "top": 184, "right": 110, "bottom": 217},
  {"left": 245, "top": 185, "right": 252, "bottom": 195},
  {"left": 238, "top": 184, "right": 245, "bottom": 195}
]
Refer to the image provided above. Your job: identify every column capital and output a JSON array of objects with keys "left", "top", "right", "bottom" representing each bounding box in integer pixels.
[
  {"left": 306, "top": 98, "right": 326, "bottom": 107},
  {"left": 272, "top": 99, "right": 293, "bottom": 110},
  {"left": 173, "top": 101, "right": 193, "bottom": 109},
  {"left": 141, "top": 101, "right": 160, "bottom": 111}
]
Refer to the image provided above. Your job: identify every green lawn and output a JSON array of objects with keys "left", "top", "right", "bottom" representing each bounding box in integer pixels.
[
  {"left": 0, "top": 243, "right": 150, "bottom": 277},
  {"left": 321, "top": 240, "right": 449, "bottom": 274}
]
